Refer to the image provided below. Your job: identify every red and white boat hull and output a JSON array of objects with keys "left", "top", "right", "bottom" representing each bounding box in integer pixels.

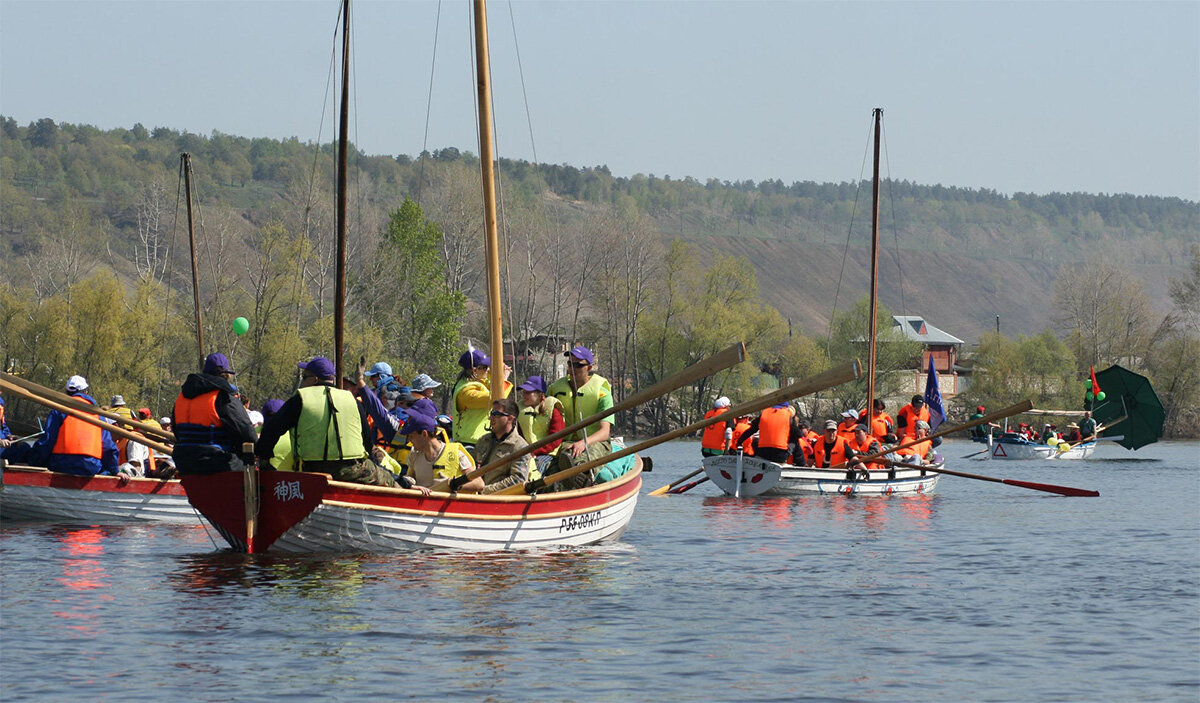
[
  {"left": 182, "top": 466, "right": 642, "bottom": 554},
  {"left": 1, "top": 465, "right": 200, "bottom": 523}
]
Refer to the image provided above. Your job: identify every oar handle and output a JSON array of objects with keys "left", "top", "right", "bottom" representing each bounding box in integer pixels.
[
  {"left": 649, "top": 467, "right": 704, "bottom": 496},
  {"left": 493, "top": 360, "right": 861, "bottom": 495},
  {"left": 0, "top": 372, "right": 175, "bottom": 443}
]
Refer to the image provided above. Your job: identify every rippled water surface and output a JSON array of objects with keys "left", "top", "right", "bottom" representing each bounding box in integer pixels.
[{"left": 3, "top": 440, "right": 1198, "bottom": 702}]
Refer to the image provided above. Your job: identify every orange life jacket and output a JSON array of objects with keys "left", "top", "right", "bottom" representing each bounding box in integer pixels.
[
  {"left": 836, "top": 418, "right": 860, "bottom": 443},
  {"left": 758, "top": 406, "right": 794, "bottom": 451},
  {"left": 732, "top": 419, "right": 755, "bottom": 456},
  {"left": 173, "top": 390, "right": 226, "bottom": 446},
  {"left": 849, "top": 435, "right": 884, "bottom": 470},
  {"left": 812, "top": 435, "right": 851, "bottom": 468},
  {"left": 896, "top": 438, "right": 932, "bottom": 460},
  {"left": 870, "top": 412, "right": 893, "bottom": 441},
  {"left": 52, "top": 399, "right": 103, "bottom": 458},
  {"left": 116, "top": 434, "right": 158, "bottom": 473},
  {"left": 897, "top": 404, "right": 930, "bottom": 439},
  {"left": 701, "top": 409, "right": 731, "bottom": 451}
]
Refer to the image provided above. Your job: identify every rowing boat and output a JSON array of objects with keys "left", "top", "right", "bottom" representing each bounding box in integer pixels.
[
  {"left": 981, "top": 433, "right": 1096, "bottom": 460},
  {"left": 1, "top": 464, "right": 200, "bottom": 523},
  {"left": 702, "top": 454, "right": 941, "bottom": 497}
]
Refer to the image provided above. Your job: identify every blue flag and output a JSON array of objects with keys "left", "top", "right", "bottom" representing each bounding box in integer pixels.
[{"left": 924, "top": 356, "right": 945, "bottom": 431}]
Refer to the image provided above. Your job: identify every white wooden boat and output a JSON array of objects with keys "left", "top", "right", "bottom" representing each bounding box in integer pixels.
[
  {"left": 703, "top": 454, "right": 940, "bottom": 497},
  {"left": 181, "top": 465, "right": 641, "bottom": 553},
  {"left": 985, "top": 434, "right": 1096, "bottom": 460},
  {"left": 1, "top": 464, "right": 201, "bottom": 523}
]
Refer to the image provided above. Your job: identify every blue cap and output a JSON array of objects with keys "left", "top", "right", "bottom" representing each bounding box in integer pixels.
[
  {"left": 399, "top": 411, "right": 437, "bottom": 435},
  {"left": 518, "top": 376, "right": 547, "bottom": 393},
  {"left": 298, "top": 356, "right": 336, "bottom": 380},
  {"left": 367, "top": 361, "right": 393, "bottom": 377},
  {"left": 204, "top": 353, "right": 235, "bottom": 375},
  {"left": 459, "top": 350, "right": 491, "bottom": 369},
  {"left": 565, "top": 346, "right": 595, "bottom": 365},
  {"left": 410, "top": 373, "right": 441, "bottom": 392},
  {"left": 261, "top": 399, "right": 285, "bottom": 416}
]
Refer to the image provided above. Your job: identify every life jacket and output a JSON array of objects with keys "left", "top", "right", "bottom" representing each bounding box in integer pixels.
[
  {"left": 849, "top": 435, "right": 883, "bottom": 470},
  {"left": 870, "top": 412, "right": 894, "bottom": 441},
  {"left": 518, "top": 396, "right": 562, "bottom": 449},
  {"left": 291, "top": 385, "right": 367, "bottom": 463},
  {"left": 548, "top": 374, "right": 613, "bottom": 441},
  {"left": 411, "top": 440, "right": 476, "bottom": 484},
  {"left": 52, "top": 398, "right": 103, "bottom": 459},
  {"left": 731, "top": 419, "right": 755, "bottom": 456},
  {"left": 812, "top": 435, "right": 851, "bottom": 468},
  {"left": 173, "top": 390, "right": 228, "bottom": 448},
  {"left": 836, "top": 418, "right": 859, "bottom": 443},
  {"left": 270, "top": 431, "right": 295, "bottom": 471},
  {"left": 792, "top": 429, "right": 818, "bottom": 465},
  {"left": 452, "top": 378, "right": 490, "bottom": 444},
  {"left": 388, "top": 427, "right": 449, "bottom": 467},
  {"left": 896, "top": 438, "right": 932, "bottom": 460},
  {"left": 758, "top": 406, "right": 794, "bottom": 450},
  {"left": 700, "top": 408, "right": 732, "bottom": 451},
  {"left": 897, "top": 404, "right": 931, "bottom": 439}
]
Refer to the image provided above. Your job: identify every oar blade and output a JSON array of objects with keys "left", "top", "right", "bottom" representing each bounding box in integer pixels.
[{"left": 1002, "top": 478, "right": 1100, "bottom": 498}]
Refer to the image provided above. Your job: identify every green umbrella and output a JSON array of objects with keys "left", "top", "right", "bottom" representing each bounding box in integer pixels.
[{"left": 1092, "top": 365, "right": 1164, "bottom": 450}]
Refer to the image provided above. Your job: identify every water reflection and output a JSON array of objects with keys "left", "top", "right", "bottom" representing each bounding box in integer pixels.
[
  {"left": 50, "top": 526, "right": 114, "bottom": 639},
  {"left": 701, "top": 493, "right": 937, "bottom": 537}
]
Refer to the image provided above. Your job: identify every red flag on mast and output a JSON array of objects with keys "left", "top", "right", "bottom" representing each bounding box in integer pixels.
[{"left": 1089, "top": 365, "right": 1102, "bottom": 396}]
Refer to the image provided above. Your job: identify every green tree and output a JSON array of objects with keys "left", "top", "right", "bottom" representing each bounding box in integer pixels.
[{"left": 825, "top": 297, "right": 922, "bottom": 414}]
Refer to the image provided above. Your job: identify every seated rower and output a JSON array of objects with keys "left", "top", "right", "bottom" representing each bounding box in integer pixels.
[
  {"left": 21, "top": 375, "right": 120, "bottom": 476},
  {"left": 517, "top": 375, "right": 565, "bottom": 477},
  {"left": 409, "top": 373, "right": 442, "bottom": 418},
  {"left": 894, "top": 420, "right": 933, "bottom": 465},
  {"left": 809, "top": 419, "right": 853, "bottom": 470},
  {"left": 460, "top": 398, "right": 538, "bottom": 495},
  {"left": 848, "top": 423, "right": 884, "bottom": 476},
  {"left": 544, "top": 346, "right": 633, "bottom": 491},
  {"left": 402, "top": 411, "right": 476, "bottom": 491}
]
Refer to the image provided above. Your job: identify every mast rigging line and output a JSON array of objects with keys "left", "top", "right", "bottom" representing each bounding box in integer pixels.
[
  {"left": 826, "top": 114, "right": 876, "bottom": 357},
  {"left": 881, "top": 120, "right": 908, "bottom": 322},
  {"left": 417, "top": 0, "right": 444, "bottom": 206}
]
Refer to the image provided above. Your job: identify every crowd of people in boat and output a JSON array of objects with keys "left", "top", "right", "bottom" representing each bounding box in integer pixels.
[
  {"left": 1, "top": 345, "right": 635, "bottom": 496},
  {"left": 699, "top": 393, "right": 942, "bottom": 476}
]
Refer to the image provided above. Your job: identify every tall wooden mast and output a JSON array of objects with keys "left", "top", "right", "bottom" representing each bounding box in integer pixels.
[
  {"left": 181, "top": 152, "right": 204, "bottom": 364},
  {"left": 334, "top": 0, "right": 351, "bottom": 379},
  {"left": 866, "top": 108, "right": 882, "bottom": 419},
  {"left": 472, "top": 0, "right": 506, "bottom": 403}
]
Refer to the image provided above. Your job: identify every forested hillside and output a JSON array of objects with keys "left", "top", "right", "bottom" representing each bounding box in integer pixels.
[{"left": 2, "top": 117, "right": 1197, "bottom": 435}]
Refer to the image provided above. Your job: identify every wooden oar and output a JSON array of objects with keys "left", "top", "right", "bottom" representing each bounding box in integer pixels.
[
  {"left": 670, "top": 476, "right": 710, "bottom": 495},
  {"left": 837, "top": 400, "right": 1035, "bottom": 469},
  {"left": 0, "top": 378, "right": 174, "bottom": 455},
  {"left": 875, "top": 456, "right": 1099, "bottom": 497},
  {"left": 0, "top": 372, "right": 175, "bottom": 443},
  {"left": 432, "top": 342, "right": 746, "bottom": 492},
  {"left": 494, "top": 360, "right": 862, "bottom": 496},
  {"left": 649, "top": 467, "right": 704, "bottom": 496},
  {"left": 5, "top": 430, "right": 45, "bottom": 444}
]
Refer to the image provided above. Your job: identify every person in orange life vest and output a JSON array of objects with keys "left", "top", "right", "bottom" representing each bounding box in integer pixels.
[
  {"left": 172, "top": 352, "right": 258, "bottom": 476},
  {"left": 732, "top": 403, "right": 794, "bottom": 463},
  {"left": 849, "top": 424, "right": 884, "bottom": 471},
  {"left": 790, "top": 418, "right": 818, "bottom": 465},
  {"left": 23, "top": 375, "right": 119, "bottom": 476},
  {"left": 700, "top": 396, "right": 733, "bottom": 458},
  {"left": 895, "top": 420, "right": 934, "bottom": 464},
  {"left": 868, "top": 399, "right": 894, "bottom": 441},
  {"left": 896, "top": 395, "right": 930, "bottom": 440},
  {"left": 810, "top": 419, "right": 853, "bottom": 469},
  {"left": 836, "top": 409, "right": 861, "bottom": 443},
  {"left": 116, "top": 430, "right": 157, "bottom": 478},
  {"left": 730, "top": 414, "right": 755, "bottom": 456}
]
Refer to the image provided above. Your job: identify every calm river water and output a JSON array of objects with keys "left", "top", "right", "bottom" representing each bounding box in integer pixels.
[{"left": 2, "top": 439, "right": 1197, "bottom": 702}]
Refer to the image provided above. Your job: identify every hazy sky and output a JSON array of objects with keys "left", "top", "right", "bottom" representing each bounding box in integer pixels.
[{"left": 2, "top": 1, "right": 1197, "bottom": 199}]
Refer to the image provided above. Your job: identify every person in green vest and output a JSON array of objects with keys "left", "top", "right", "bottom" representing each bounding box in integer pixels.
[
  {"left": 516, "top": 375, "right": 565, "bottom": 478},
  {"left": 967, "top": 405, "right": 998, "bottom": 439},
  {"left": 255, "top": 357, "right": 397, "bottom": 487},
  {"left": 451, "top": 349, "right": 513, "bottom": 447},
  {"left": 542, "top": 346, "right": 635, "bottom": 491},
  {"left": 260, "top": 398, "right": 295, "bottom": 471}
]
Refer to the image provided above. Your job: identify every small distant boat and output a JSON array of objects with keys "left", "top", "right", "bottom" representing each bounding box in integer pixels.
[
  {"left": 982, "top": 433, "right": 1096, "bottom": 461},
  {"left": 703, "top": 454, "right": 941, "bottom": 497},
  {"left": 1, "top": 464, "right": 200, "bottom": 523}
]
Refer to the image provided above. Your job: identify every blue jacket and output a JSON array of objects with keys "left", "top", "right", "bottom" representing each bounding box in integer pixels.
[
  {"left": 355, "top": 386, "right": 409, "bottom": 446},
  {"left": 0, "top": 396, "right": 10, "bottom": 440},
  {"left": 27, "top": 393, "right": 119, "bottom": 476}
]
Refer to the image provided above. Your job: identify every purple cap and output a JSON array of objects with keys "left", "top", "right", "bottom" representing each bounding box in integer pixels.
[
  {"left": 298, "top": 356, "right": 336, "bottom": 380},
  {"left": 204, "top": 353, "right": 235, "bottom": 375},
  {"left": 565, "top": 346, "right": 595, "bottom": 365},
  {"left": 459, "top": 350, "right": 491, "bottom": 369},
  {"left": 261, "top": 399, "right": 285, "bottom": 416},
  {"left": 518, "top": 376, "right": 547, "bottom": 393},
  {"left": 399, "top": 411, "right": 437, "bottom": 435}
]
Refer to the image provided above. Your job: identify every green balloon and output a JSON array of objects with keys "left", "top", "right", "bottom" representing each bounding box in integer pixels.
[
  {"left": 1095, "top": 391, "right": 1105, "bottom": 401},
  {"left": 1085, "top": 391, "right": 1094, "bottom": 402},
  {"left": 232, "top": 317, "right": 250, "bottom": 336}
]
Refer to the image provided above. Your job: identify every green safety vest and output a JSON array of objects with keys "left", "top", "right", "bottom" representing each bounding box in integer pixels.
[
  {"left": 547, "top": 374, "right": 612, "bottom": 441},
  {"left": 292, "top": 385, "right": 367, "bottom": 463},
  {"left": 271, "top": 431, "right": 295, "bottom": 471},
  {"left": 517, "top": 396, "right": 561, "bottom": 449}
]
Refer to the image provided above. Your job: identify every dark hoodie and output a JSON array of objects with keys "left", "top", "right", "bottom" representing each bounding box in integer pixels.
[{"left": 172, "top": 372, "right": 258, "bottom": 475}]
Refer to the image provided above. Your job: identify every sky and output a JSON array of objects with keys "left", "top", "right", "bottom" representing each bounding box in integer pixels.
[{"left": 2, "top": 1, "right": 1198, "bottom": 200}]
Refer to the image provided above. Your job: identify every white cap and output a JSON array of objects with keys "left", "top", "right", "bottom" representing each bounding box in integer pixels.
[
  {"left": 714, "top": 396, "right": 731, "bottom": 408},
  {"left": 160, "top": 417, "right": 172, "bottom": 425},
  {"left": 841, "top": 409, "right": 859, "bottom": 420},
  {"left": 66, "top": 375, "right": 89, "bottom": 392},
  {"left": 248, "top": 410, "right": 265, "bottom": 426}
]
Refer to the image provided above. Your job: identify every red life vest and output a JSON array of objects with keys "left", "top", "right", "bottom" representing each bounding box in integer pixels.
[
  {"left": 701, "top": 409, "right": 731, "bottom": 451},
  {"left": 52, "top": 397, "right": 103, "bottom": 458},
  {"left": 757, "top": 406, "right": 794, "bottom": 451},
  {"left": 812, "top": 435, "right": 850, "bottom": 468}
]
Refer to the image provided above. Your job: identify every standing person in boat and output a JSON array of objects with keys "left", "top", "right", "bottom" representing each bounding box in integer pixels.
[
  {"left": 452, "top": 350, "right": 512, "bottom": 446},
  {"left": 460, "top": 397, "right": 537, "bottom": 494},
  {"left": 401, "top": 411, "right": 474, "bottom": 492},
  {"left": 20, "top": 375, "right": 120, "bottom": 476},
  {"left": 544, "top": 346, "right": 634, "bottom": 490},
  {"left": 172, "top": 353, "right": 258, "bottom": 476},
  {"left": 896, "top": 395, "right": 930, "bottom": 440},
  {"left": 255, "top": 356, "right": 397, "bottom": 487},
  {"left": 409, "top": 373, "right": 442, "bottom": 418},
  {"left": 867, "top": 399, "right": 894, "bottom": 442},
  {"left": 729, "top": 402, "right": 794, "bottom": 464},
  {"left": 1080, "top": 411, "right": 1098, "bottom": 440},
  {"left": 516, "top": 375, "right": 565, "bottom": 478},
  {"left": 700, "top": 396, "right": 734, "bottom": 458},
  {"left": 895, "top": 420, "right": 934, "bottom": 465}
]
